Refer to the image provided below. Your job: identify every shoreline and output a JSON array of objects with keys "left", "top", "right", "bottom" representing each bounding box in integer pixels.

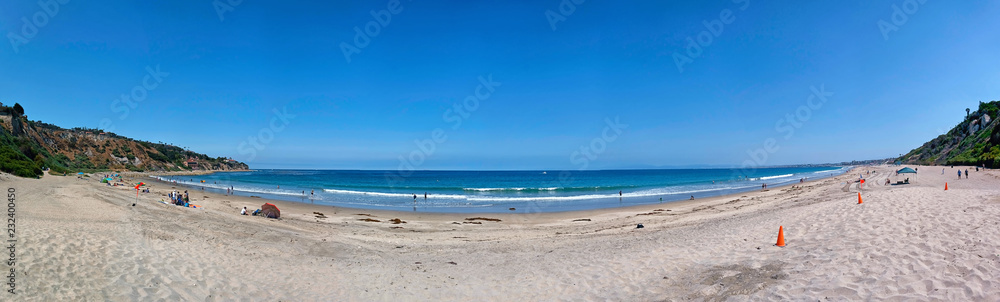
[
  {"left": 134, "top": 168, "right": 852, "bottom": 226},
  {"left": 141, "top": 167, "right": 849, "bottom": 215}
]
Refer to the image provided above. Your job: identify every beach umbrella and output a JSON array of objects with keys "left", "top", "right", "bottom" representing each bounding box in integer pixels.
[{"left": 261, "top": 203, "right": 280, "bottom": 219}]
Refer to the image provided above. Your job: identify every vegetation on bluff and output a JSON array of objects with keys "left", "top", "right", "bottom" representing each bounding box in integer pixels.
[
  {"left": 899, "top": 101, "right": 1000, "bottom": 168},
  {"left": 0, "top": 103, "right": 248, "bottom": 178}
]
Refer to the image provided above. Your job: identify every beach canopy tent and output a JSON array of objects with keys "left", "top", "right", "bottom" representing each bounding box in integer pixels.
[
  {"left": 77, "top": 172, "right": 84, "bottom": 175},
  {"left": 261, "top": 203, "right": 280, "bottom": 219},
  {"left": 893, "top": 167, "right": 918, "bottom": 184}
]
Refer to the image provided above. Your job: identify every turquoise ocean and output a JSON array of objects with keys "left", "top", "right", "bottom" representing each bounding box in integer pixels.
[{"left": 155, "top": 167, "right": 848, "bottom": 213}]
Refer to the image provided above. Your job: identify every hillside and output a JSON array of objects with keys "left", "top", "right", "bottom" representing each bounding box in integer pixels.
[
  {"left": 0, "top": 103, "right": 248, "bottom": 177},
  {"left": 899, "top": 100, "right": 1000, "bottom": 168}
]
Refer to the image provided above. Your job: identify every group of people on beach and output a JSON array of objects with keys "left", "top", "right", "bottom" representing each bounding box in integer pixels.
[{"left": 168, "top": 190, "right": 190, "bottom": 207}]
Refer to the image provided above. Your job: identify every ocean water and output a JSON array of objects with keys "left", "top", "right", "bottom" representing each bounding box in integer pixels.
[{"left": 154, "top": 167, "right": 848, "bottom": 213}]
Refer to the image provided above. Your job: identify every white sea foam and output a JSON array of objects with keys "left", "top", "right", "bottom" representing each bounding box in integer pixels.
[
  {"left": 154, "top": 176, "right": 310, "bottom": 197},
  {"left": 323, "top": 189, "right": 468, "bottom": 199},
  {"left": 759, "top": 173, "right": 794, "bottom": 180},
  {"left": 462, "top": 187, "right": 562, "bottom": 192}
]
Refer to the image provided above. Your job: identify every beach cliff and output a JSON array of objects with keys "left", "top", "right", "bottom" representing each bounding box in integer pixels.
[{"left": 0, "top": 103, "right": 248, "bottom": 177}]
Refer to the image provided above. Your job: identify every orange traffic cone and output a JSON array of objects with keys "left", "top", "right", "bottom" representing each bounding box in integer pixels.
[
  {"left": 775, "top": 226, "right": 786, "bottom": 247},
  {"left": 945, "top": 182, "right": 948, "bottom": 190},
  {"left": 857, "top": 192, "right": 862, "bottom": 204}
]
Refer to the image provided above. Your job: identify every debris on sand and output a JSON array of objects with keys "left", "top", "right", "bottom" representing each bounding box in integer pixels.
[{"left": 465, "top": 217, "right": 501, "bottom": 222}]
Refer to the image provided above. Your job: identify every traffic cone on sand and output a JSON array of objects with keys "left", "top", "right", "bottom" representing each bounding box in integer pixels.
[
  {"left": 775, "top": 226, "right": 786, "bottom": 247},
  {"left": 857, "top": 192, "right": 862, "bottom": 204},
  {"left": 945, "top": 182, "right": 948, "bottom": 190}
]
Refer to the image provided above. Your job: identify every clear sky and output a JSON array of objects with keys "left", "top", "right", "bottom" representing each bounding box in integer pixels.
[{"left": 2, "top": 1, "right": 999, "bottom": 170}]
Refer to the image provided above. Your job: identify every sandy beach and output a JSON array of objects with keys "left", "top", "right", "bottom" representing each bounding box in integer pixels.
[{"left": 6, "top": 165, "right": 1000, "bottom": 300}]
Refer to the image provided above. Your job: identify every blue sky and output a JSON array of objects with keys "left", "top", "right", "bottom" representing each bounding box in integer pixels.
[{"left": 2, "top": 0, "right": 999, "bottom": 170}]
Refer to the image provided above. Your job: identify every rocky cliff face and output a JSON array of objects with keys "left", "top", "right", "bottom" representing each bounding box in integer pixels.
[
  {"left": 0, "top": 108, "right": 249, "bottom": 173},
  {"left": 10, "top": 114, "right": 24, "bottom": 137}
]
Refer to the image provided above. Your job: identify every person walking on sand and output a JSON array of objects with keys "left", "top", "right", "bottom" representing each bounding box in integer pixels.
[
  {"left": 965, "top": 169, "right": 969, "bottom": 179},
  {"left": 958, "top": 170, "right": 962, "bottom": 179}
]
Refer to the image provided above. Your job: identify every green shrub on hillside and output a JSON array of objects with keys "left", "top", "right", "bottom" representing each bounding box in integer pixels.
[{"left": 0, "top": 145, "right": 41, "bottom": 177}]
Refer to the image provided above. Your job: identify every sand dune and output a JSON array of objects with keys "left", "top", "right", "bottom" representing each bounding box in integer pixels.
[{"left": 5, "top": 165, "right": 1000, "bottom": 300}]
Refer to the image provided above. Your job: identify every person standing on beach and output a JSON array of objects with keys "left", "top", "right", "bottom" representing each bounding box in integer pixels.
[
  {"left": 958, "top": 170, "right": 962, "bottom": 179},
  {"left": 965, "top": 169, "right": 969, "bottom": 179}
]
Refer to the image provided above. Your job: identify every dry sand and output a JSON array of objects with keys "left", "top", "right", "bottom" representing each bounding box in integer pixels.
[{"left": 4, "top": 165, "right": 999, "bottom": 301}]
